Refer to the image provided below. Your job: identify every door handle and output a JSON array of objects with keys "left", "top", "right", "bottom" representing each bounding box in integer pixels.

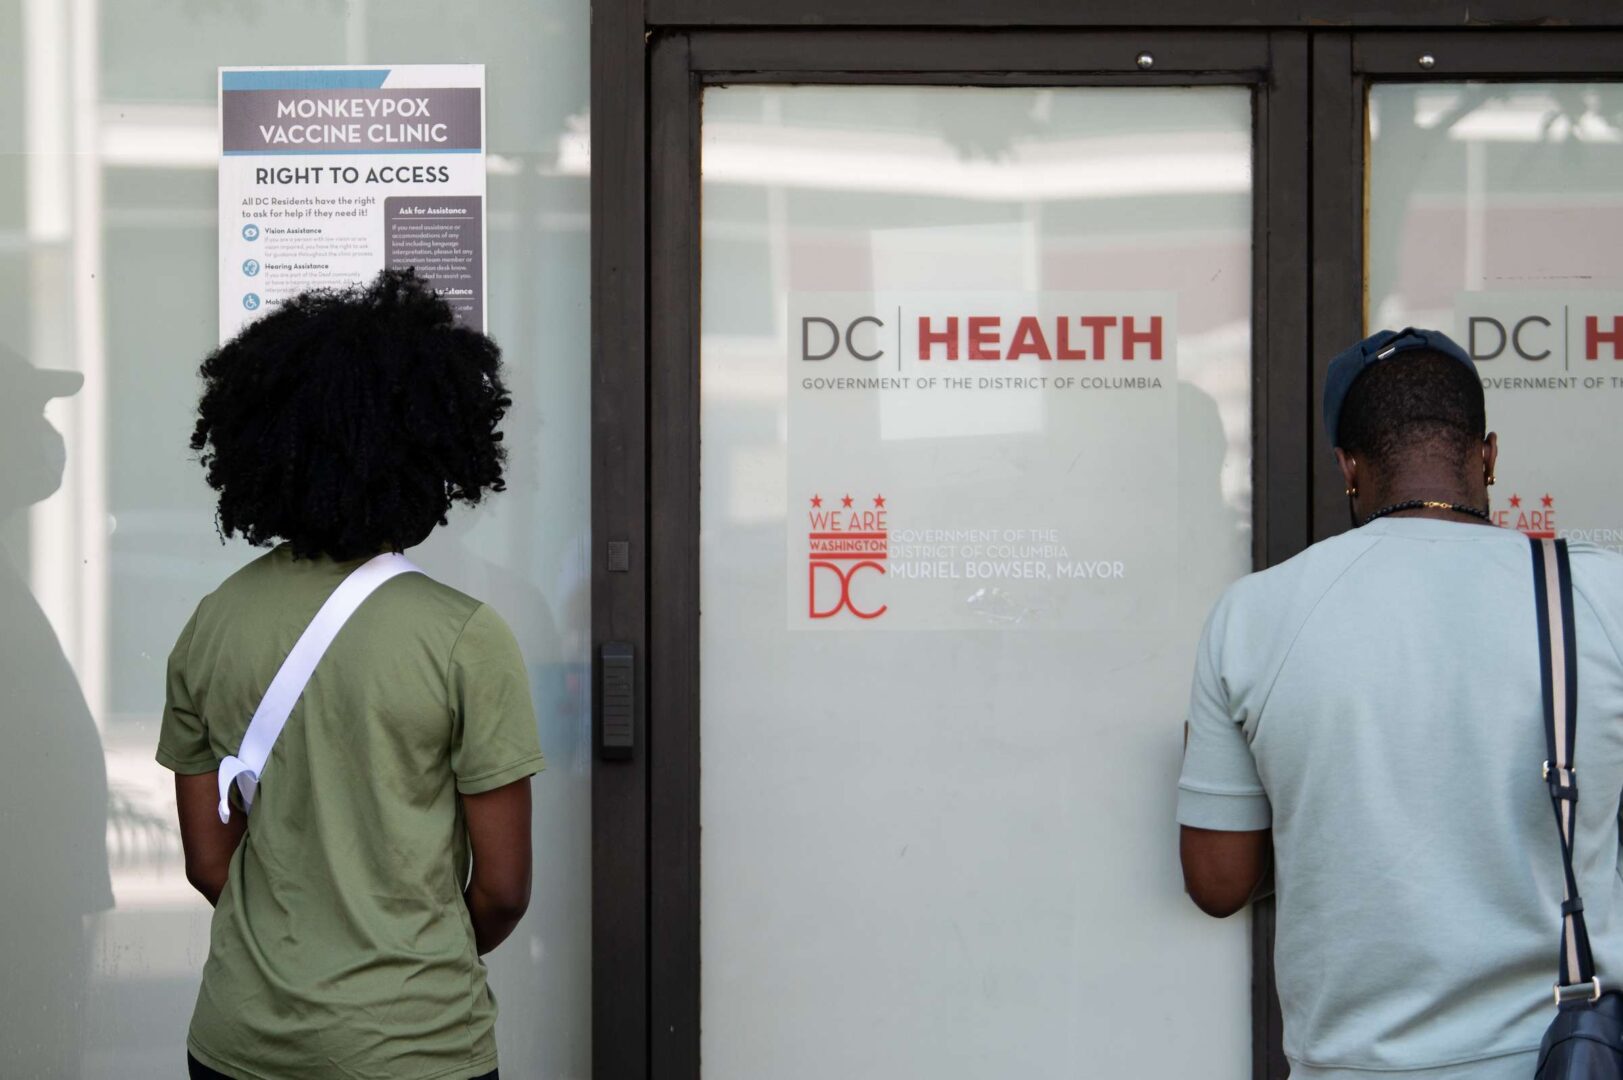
[{"left": 600, "top": 642, "right": 634, "bottom": 761}]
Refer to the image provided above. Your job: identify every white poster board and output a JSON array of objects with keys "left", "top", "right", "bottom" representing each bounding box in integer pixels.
[
  {"left": 218, "top": 65, "right": 487, "bottom": 341},
  {"left": 787, "top": 291, "right": 1178, "bottom": 631},
  {"left": 1455, "top": 292, "right": 1623, "bottom": 550}
]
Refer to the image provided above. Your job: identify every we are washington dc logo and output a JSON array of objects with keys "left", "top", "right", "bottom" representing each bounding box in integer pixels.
[
  {"left": 1493, "top": 492, "right": 1558, "bottom": 540},
  {"left": 805, "top": 492, "right": 889, "bottom": 620}
]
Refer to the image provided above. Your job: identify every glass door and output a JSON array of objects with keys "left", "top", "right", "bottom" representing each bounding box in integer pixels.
[
  {"left": 640, "top": 31, "right": 1309, "bottom": 1079},
  {"left": 701, "top": 82, "right": 1252, "bottom": 1077}
]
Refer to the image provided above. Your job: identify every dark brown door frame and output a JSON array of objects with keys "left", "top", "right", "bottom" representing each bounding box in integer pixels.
[
  {"left": 640, "top": 28, "right": 1309, "bottom": 1080},
  {"left": 594, "top": 7, "right": 1623, "bottom": 1080},
  {"left": 646, "top": 0, "right": 1623, "bottom": 26},
  {"left": 1310, "top": 29, "right": 1623, "bottom": 540},
  {"left": 591, "top": 0, "right": 650, "bottom": 1075}
]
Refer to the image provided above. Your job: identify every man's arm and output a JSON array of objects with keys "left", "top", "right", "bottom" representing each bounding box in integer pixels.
[
  {"left": 462, "top": 777, "right": 533, "bottom": 955},
  {"left": 1177, "top": 597, "right": 1273, "bottom": 917},
  {"left": 175, "top": 771, "right": 246, "bottom": 906},
  {"left": 1179, "top": 826, "right": 1271, "bottom": 918}
]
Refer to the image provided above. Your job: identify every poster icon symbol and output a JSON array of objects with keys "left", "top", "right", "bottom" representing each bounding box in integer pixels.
[
  {"left": 242, "top": 293, "right": 261, "bottom": 311},
  {"left": 242, "top": 259, "right": 260, "bottom": 277},
  {"left": 241, "top": 223, "right": 260, "bottom": 241}
]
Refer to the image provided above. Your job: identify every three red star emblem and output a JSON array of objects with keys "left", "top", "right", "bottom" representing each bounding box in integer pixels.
[
  {"left": 812, "top": 493, "right": 886, "bottom": 510},
  {"left": 1505, "top": 493, "right": 1554, "bottom": 510}
]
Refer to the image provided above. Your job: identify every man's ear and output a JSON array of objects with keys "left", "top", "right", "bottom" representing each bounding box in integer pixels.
[
  {"left": 1334, "top": 447, "right": 1357, "bottom": 492},
  {"left": 1483, "top": 432, "right": 1499, "bottom": 482}
]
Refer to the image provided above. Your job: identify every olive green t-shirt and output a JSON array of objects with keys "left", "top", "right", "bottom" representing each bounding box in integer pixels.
[{"left": 157, "top": 545, "right": 543, "bottom": 1080}]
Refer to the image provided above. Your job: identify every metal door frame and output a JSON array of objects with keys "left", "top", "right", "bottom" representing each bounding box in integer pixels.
[
  {"left": 593, "top": 7, "right": 1623, "bottom": 1080},
  {"left": 611, "top": 26, "right": 1309, "bottom": 1080}
]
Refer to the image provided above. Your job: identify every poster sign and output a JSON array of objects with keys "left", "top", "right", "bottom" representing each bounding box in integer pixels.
[
  {"left": 218, "top": 65, "right": 486, "bottom": 342},
  {"left": 1455, "top": 293, "right": 1623, "bottom": 552},
  {"left": 789, "top": 291, "right": 1179, "bottom": 631}
]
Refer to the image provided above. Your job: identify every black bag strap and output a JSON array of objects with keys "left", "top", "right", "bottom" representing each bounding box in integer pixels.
[{"left": 1533, "top": 537, "right": 1599, "bottom": 1004}]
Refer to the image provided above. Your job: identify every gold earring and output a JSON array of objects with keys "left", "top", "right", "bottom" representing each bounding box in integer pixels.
[
  {"left": 1486, "top": 474, "right": 1496, "bottom": 486},
  {"left": 1346, "top": 485, "right": 1358, "bottom": 497},
  {"left": 1346, "top": 459, "right": 1357, "bottom": 497}
]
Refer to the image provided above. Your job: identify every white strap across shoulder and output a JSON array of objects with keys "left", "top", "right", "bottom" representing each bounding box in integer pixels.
[{"left": 217, "top": 552, "right": 422, "bottom": 823}]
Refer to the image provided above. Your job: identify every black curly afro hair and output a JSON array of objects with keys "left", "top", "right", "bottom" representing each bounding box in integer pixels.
[{"left": 191, "top": 268, "right": 510, "bottom": 561}]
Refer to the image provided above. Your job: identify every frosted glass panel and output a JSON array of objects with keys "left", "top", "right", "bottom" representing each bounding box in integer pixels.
[
  {"left": 0, "top": 2, "right": 590, "bottom": 1076},
  {"left": 700, "top": 85, "right": 1254, "bottom": 1078},
  {"left": 1369, "top": 83, "right": 1623, "bottom": 549}
]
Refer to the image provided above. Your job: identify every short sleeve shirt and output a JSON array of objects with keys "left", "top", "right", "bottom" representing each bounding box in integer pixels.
[
  {"left": 158, "top": 545, "right": 543, "bottom": 1080},
  {"left": 1178, "top": 518, "right": 1623, "bottom": 1080}
]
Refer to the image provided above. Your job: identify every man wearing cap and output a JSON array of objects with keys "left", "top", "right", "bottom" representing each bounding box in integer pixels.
[{"left": 1177, "top": 329, "right": 1623, "bottom": 1079}]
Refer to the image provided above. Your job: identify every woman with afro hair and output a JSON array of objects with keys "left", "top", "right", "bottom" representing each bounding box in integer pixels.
[{"left": 157, "top": 269, "right": 543, "bottom": 1080}]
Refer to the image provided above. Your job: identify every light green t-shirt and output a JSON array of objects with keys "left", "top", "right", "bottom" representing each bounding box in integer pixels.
[
  {"left": 1178, "top": 518, "right": 1623, "bottom": 1079},
  {"left": 158, "top": 545, "right": 543, "bottom": 1080}
]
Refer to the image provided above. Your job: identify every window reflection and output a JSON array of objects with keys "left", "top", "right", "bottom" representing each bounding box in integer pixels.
[
  {"left": 0, "top": 342, "right": 112, "bottom": 1076},
  {"left": 1370, "top": 84, "right": 1623, "bottom": 329},
  {"left": 1369, "top": 82, "right": 1623, "bottom": 552}
]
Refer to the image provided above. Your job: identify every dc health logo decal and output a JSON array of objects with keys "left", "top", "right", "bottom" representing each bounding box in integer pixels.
[{"left": 806, "top": 492, "right": 888, "bottom": 619}]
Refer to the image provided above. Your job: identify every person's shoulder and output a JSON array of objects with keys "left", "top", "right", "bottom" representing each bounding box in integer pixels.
[
  {"left": 1198, "top": 531, "right": 1383, "bottom": 679},
  {"left": 1567, "top": 541, "right": 1623, "bottom": 614},
  {"left": 210, "top": 545, "right": 282, "bottom": 587},
  {"left": 379, "top": 570, "right": 522, "bottom": 652},
  {"left": 208, "top": 547, "right": 480, "bottom": 625},
  {"left": 1213, "top": 527, "right": 1382, "bottom": 625},
  {"left": 1568, "top": 540, "right": 1623, "bottom": 582},
  {"left": 187, "top": 546, "right": 285, "bottom": 616},
  {"left": 386, "top": 568, "right": 481, "bottom": 615},
  {"left": 367, "top": 569, "right": 493, "bottom": 647},
  {"left": 1565, "top": 542, "right": 1623, "bottom": 669}
]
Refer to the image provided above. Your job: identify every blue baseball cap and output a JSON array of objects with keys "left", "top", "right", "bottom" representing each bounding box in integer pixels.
[{"left": 1323, "top": 327, "right": 1477, "bottom": 448}]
